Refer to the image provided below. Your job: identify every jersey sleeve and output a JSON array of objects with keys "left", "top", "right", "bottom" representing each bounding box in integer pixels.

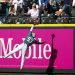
[{"left": 28, "top": 32, "right": 32, "bottom": 36}]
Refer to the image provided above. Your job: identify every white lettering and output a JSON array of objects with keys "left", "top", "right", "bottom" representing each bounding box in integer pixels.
[
  {"left": 38, "top": 38, "right": 43, "bottom": 59},
  {"left": 25, "top": 46, "right": 32, "bottom": 59},
  {"left": 0, "top": 38, "right": 51, "bottom": 59},
  {"left": 0, "top": 38, "right": 13, "bottom": 58},
  {"left": 43, "top": 44, "right": 51, "bottom": 59}
]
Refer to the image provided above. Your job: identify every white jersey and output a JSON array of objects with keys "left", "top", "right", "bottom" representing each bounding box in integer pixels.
[
  {"left": 12, "top": 0, "right": 23, "bottom": 15},
  {"left": 28, "top": 9, "right": 39, "bottom": 18},
  {"left": 72, "top": 0, "right": 75, "bottom": 6},
  {"left": 13, "top": 0, "right": 23, "bottom": 6}
]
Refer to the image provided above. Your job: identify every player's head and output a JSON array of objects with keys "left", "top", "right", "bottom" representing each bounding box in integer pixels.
[{"left": 32, "top": 32, "right": 36, "bottom": 38}]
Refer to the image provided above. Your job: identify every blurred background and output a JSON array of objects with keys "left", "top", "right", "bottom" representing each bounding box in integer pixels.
[{"left": 0, "top": 0, "right": 75, "bottom": 24}]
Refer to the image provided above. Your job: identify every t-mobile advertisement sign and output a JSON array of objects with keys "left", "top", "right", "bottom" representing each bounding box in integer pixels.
[{"left": 0, "top": 29, "right": 73, "bottom": 69}]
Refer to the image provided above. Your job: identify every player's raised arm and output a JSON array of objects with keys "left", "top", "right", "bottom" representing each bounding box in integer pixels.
[
  {"left": 28, "top": 25, "right": 35, "bottom": 36},
  {"left": 30, "top": 21, "right": 39, "bottom": 32},
  {"left": 29, "top": 21, "right": 39, "bottom": 35},
  {"left": 30, "top": 25, "right": 34, "bottom": 32}
]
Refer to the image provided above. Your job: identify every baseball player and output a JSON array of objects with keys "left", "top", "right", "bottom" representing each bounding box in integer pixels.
[{"left": 5, "top": 24, "right": 44, "bottom": 69}]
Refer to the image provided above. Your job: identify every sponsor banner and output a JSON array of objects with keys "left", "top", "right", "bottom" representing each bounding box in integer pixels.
[{"left": 0, "top": 28, "right": 73, "bottom": 69}]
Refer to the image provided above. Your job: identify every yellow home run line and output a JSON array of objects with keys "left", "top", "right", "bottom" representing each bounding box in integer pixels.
[{"left": 0, "top": 24, "right": 75, "bottom": 27}]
